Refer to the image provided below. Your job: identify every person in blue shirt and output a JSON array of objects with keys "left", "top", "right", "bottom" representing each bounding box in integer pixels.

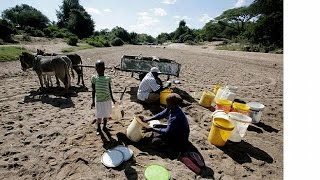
[{"left": 141, "top": 93, "right": 190, "bottom": 151}]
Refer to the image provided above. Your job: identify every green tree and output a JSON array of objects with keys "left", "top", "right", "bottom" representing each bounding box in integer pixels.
[
  {"left": 248, "top": 0, "right": 283, "bottom": 47},
  {"left": 56, "top": 0, "right": 94, "bottom": 38},
  {"left": 0, "top": 19, "right": 16, "bottom": 41},
  {"left": 215, "top": 7, "right": 253, "bottom": 35},
  {"left": 156, "top": 32, "right": 171, "bottom": 44},
  {"left": 1, "top": 4, "right": 49, "bottom": 30},
  {"left": 109, "top": 26, "right": 130, "bottom": 42},
  {"left": 129, "top": 32, "right": 139, "bottom": 44},
  {"left": 67, "top": 9, "right": 94, "bottom": 38}
]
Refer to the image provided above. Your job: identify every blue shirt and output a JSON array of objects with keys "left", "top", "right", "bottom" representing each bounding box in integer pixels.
[{"left": 152, "top": 107, "right": 190, "bottom": 143}]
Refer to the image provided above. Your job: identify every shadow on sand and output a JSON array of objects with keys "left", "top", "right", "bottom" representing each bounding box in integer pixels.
[
  {"left": 247, "top": 122, "right": 279, "bottom": 134},
  {"left": 23, "top": 86, "right": 88, "bottom": 109},
  {"left": 217, "top": 141, "right": 273, "bottom": 164}
]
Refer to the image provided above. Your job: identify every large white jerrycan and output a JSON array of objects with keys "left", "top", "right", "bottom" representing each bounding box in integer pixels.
[
  {"left": 126, "top": 116, "right": 148, "bottom": 142},
  {"left": 111, "top": 102, "right": 122, "bottom": 120}
]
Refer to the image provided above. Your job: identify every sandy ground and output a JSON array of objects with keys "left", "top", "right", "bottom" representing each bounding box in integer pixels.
[{"left": 0, "top": 42, "right": 283, "bottom": 180}]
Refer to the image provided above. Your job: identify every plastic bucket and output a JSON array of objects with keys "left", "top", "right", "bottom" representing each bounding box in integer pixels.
[
  {"left": 213, "top": 84, "right": 222, "bottom": 95},
  {"left": 231, "top": 102, "right": 250, "bottom": 115},
  {"left": 126, "top": 116, "right": 147, "bottom": 142},
  {"left": 227, "top": 112, "right": 252, "bottom": 142},
  {"left": 247, "top": 102, "right": 265, "bottom": 123},
  {"left": 199, "top": 90, "right": 215, "bottom": 108},
  {"left": 208, "top": 118, "right": 234, "bottom": 146},
  {"left": 211, "top": 110, "right": 229, "bottom": 120},
  {"left": 160, "top": 89, "right": 173, "bottom": 105},
  {"left": 111, "top": 102, "right": 122, "bottom": 120},
  {"left": 215, "top": 99, "right": 232, "bottom": 113}
]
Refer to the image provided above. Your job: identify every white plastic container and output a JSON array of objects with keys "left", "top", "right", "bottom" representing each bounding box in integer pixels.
[
  {"left": 126, "top": 116, "right": 147, "bottom": 142},
  {"left": 227, "top": 112, "right": 252, "bottom": 142},
  {"left": 111, "top": 102, "right": 122, "bottom": 120},
  {"left": 211, "top": 110, "right": 229, "bottom": 120},
  {"left": 214, "top": 86, "right": 238, "bottom": 103},
  {"left": 247, "top": 102, "right": 265, "bottom": 123}
]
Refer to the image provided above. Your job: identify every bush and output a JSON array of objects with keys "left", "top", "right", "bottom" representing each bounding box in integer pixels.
[
  {"left": 67, "top": 36, "right": 78, "bottom": 46},
  {"left": 22, "top": 34, "right": 31, "bottom": 41},
  {"left": 85, "top": 35, "right": 110, "bottom": 47},
  {"left": 111, "top": 37, "right": 124, "bottom": 46},
  {"left": 185, "top": 40, "right": 196, "bottom": 45}
]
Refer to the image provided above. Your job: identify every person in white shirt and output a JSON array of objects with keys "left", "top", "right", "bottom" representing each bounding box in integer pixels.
[{"left": 137, "top": 67, "right": 167, "bottom": 103}]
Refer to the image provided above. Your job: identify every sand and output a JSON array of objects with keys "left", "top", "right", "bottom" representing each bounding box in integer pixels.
[{"left": 0, "top": 42, "right": 283, "bottom": 179}]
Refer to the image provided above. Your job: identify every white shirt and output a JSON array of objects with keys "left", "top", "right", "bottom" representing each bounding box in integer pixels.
[{"left": 137, "top": 72, "right": 160, "bottom": 101}]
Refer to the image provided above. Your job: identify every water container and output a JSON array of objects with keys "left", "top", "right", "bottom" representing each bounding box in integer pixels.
[
  {"left": 126, "top": 116, "right": 148, "bottom": 142},
  {"left": 213, "top": 84, "right": 222, "bottom": 95},
  {"left": 160, "top": 89, "right": 173, "bottom": 105},
  {"left": 214, "top": 87, "right": 226, "bottom": 103},
  {"left": 208, "top": 118, "right": 234, "bottom": 146},
  {"left": 231, "top": 102, "right": 250, "bottom": 115},
  {"left": 199, "top": 90, "right": 215, "bottom": 108},
  {"left": 211, "top": 110, "right": 229, "bottom": 120},
  {"left": 247, "top": 102, "right": 265, "bottom": 123},
  {"left": 111, "top": 102, "right": 122, "bottom": 120},
  {"left": 227, "top": 112, "right": 252, "bottom": 142},
  {"left": 215, "top": 99, "right": 232, "bottom": 113}
]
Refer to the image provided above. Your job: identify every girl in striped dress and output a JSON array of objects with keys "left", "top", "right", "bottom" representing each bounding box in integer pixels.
[{"left": 91, "top": 60, "right": 116, "bottom": 135}]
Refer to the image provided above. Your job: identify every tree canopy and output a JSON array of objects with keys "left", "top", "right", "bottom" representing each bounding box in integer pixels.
[
  {"left": 56, "top": 0, "right": 94, "bottom": 38},
  {"left": 1, "top": 4, "right": 49, "bottom": 29}
]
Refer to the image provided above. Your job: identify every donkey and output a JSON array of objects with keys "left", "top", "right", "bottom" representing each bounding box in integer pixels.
[
  {"left": 19, "top": 52, "right": 71, "bottom": 92},
  {"left": 37, "top": 49, "right": 85, "bottom": 86}
]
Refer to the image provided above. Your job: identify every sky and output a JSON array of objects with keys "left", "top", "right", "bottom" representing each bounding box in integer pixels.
[{"left": 0, "top": 0, "right": 254, "bottom": 37}]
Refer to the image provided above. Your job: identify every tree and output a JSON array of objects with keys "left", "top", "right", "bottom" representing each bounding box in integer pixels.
[
  {"left": 247, "top": 0, "right": 283, "bottom": 47},
  {"left": 109, "top": 26, "right": 130, "bottom": 42},
  {"left": 156, "top": 32, "right": 171, "bottom": 44},
  {"left": 215, "top": 7, "right": 253, "bottom": 34},
  {"left": 0, "top": 19, "right": 16, "bottom": 41},
  {"left": 67, "top": 9, "right": 94, "bottom": 38},
  {"left": 56, "top": 0, "right": 94, "bottom": 38},
  {"left": 1, "top": 4, "right": 49, "bottom": 30}
]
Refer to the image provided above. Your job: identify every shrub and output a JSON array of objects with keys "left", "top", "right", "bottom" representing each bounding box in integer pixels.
[
  {"left": 111, "top": 37, "right": 124, "bottom": 46},
  {"left": 22, "top": 34, "right": 31, "bottom": 41},
  {"left": 185, "top": 40, "right": 196, "bottom": 45},
  {"left": 67, "top": 36, "right": 78, "bottom": 46}
]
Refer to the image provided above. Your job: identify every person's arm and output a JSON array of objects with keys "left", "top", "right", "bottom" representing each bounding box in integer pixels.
[
  {"left": 91, "top": 83, "right": 95, "bottom": 108},
  {"left": 143, "top": 108, "right": 169, "bottom": 122}
]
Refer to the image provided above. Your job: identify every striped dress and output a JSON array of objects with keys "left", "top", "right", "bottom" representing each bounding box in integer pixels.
[{"left": 91, "top": 74, "right": 112, "bottom": 102}]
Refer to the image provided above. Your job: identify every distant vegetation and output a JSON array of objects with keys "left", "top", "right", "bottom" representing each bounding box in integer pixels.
[
  {"left": 0, "top": 0, "right": 282, "bottom": 53},
  {"left": 0, "top": 46, "right": 27, "bottom": 62}
]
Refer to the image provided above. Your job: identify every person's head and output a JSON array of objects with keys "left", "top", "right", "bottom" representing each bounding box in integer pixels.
[
  {"left": 95, "top": 60, "right": 105, "bottom": 75},
  {"left": 166, "top": 93, "right": 183, "bottom": 109},
  {"left": 150, "top": 67, "right": 160, "bottom": 77}
]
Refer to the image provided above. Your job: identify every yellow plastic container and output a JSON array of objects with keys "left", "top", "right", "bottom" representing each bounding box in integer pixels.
[
  {"left": 213, "top": 84, "right": 222, "bottom": 95},
  {"left": 215, "top": 99, "right": 233, "bottom": 113},
  {"left": 199, "top": 90, "right": 215, "bottom": 108},
  {"left": 160, "top": 89, "right": 173, "bottom": 105},
  {"left": 231, "top": 102, "right": 250, "bottom": 115},
  {"left": 126, "top": 116, "right": 149, "bottom": 142},
  {"left": 208, "top": 118, "right": 234, "bottom": 146}
]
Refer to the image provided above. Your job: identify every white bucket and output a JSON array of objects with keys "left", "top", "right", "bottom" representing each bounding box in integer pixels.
[
  {"left": 227, "top": 112, "right": 252, "bottom": 142},
  {"left": 247, "top": 102, "right": 265, "bottom": 123},
  {"left": 126, "top": 116, "right": 146, "bottom": 142},
  {"left": 211, "top": 110, "right": 229, "bottom": 120}
]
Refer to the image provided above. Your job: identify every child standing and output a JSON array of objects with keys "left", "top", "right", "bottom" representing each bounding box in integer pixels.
[{"left": 91, "top": 60, "right": 116, "bottom": 135}]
